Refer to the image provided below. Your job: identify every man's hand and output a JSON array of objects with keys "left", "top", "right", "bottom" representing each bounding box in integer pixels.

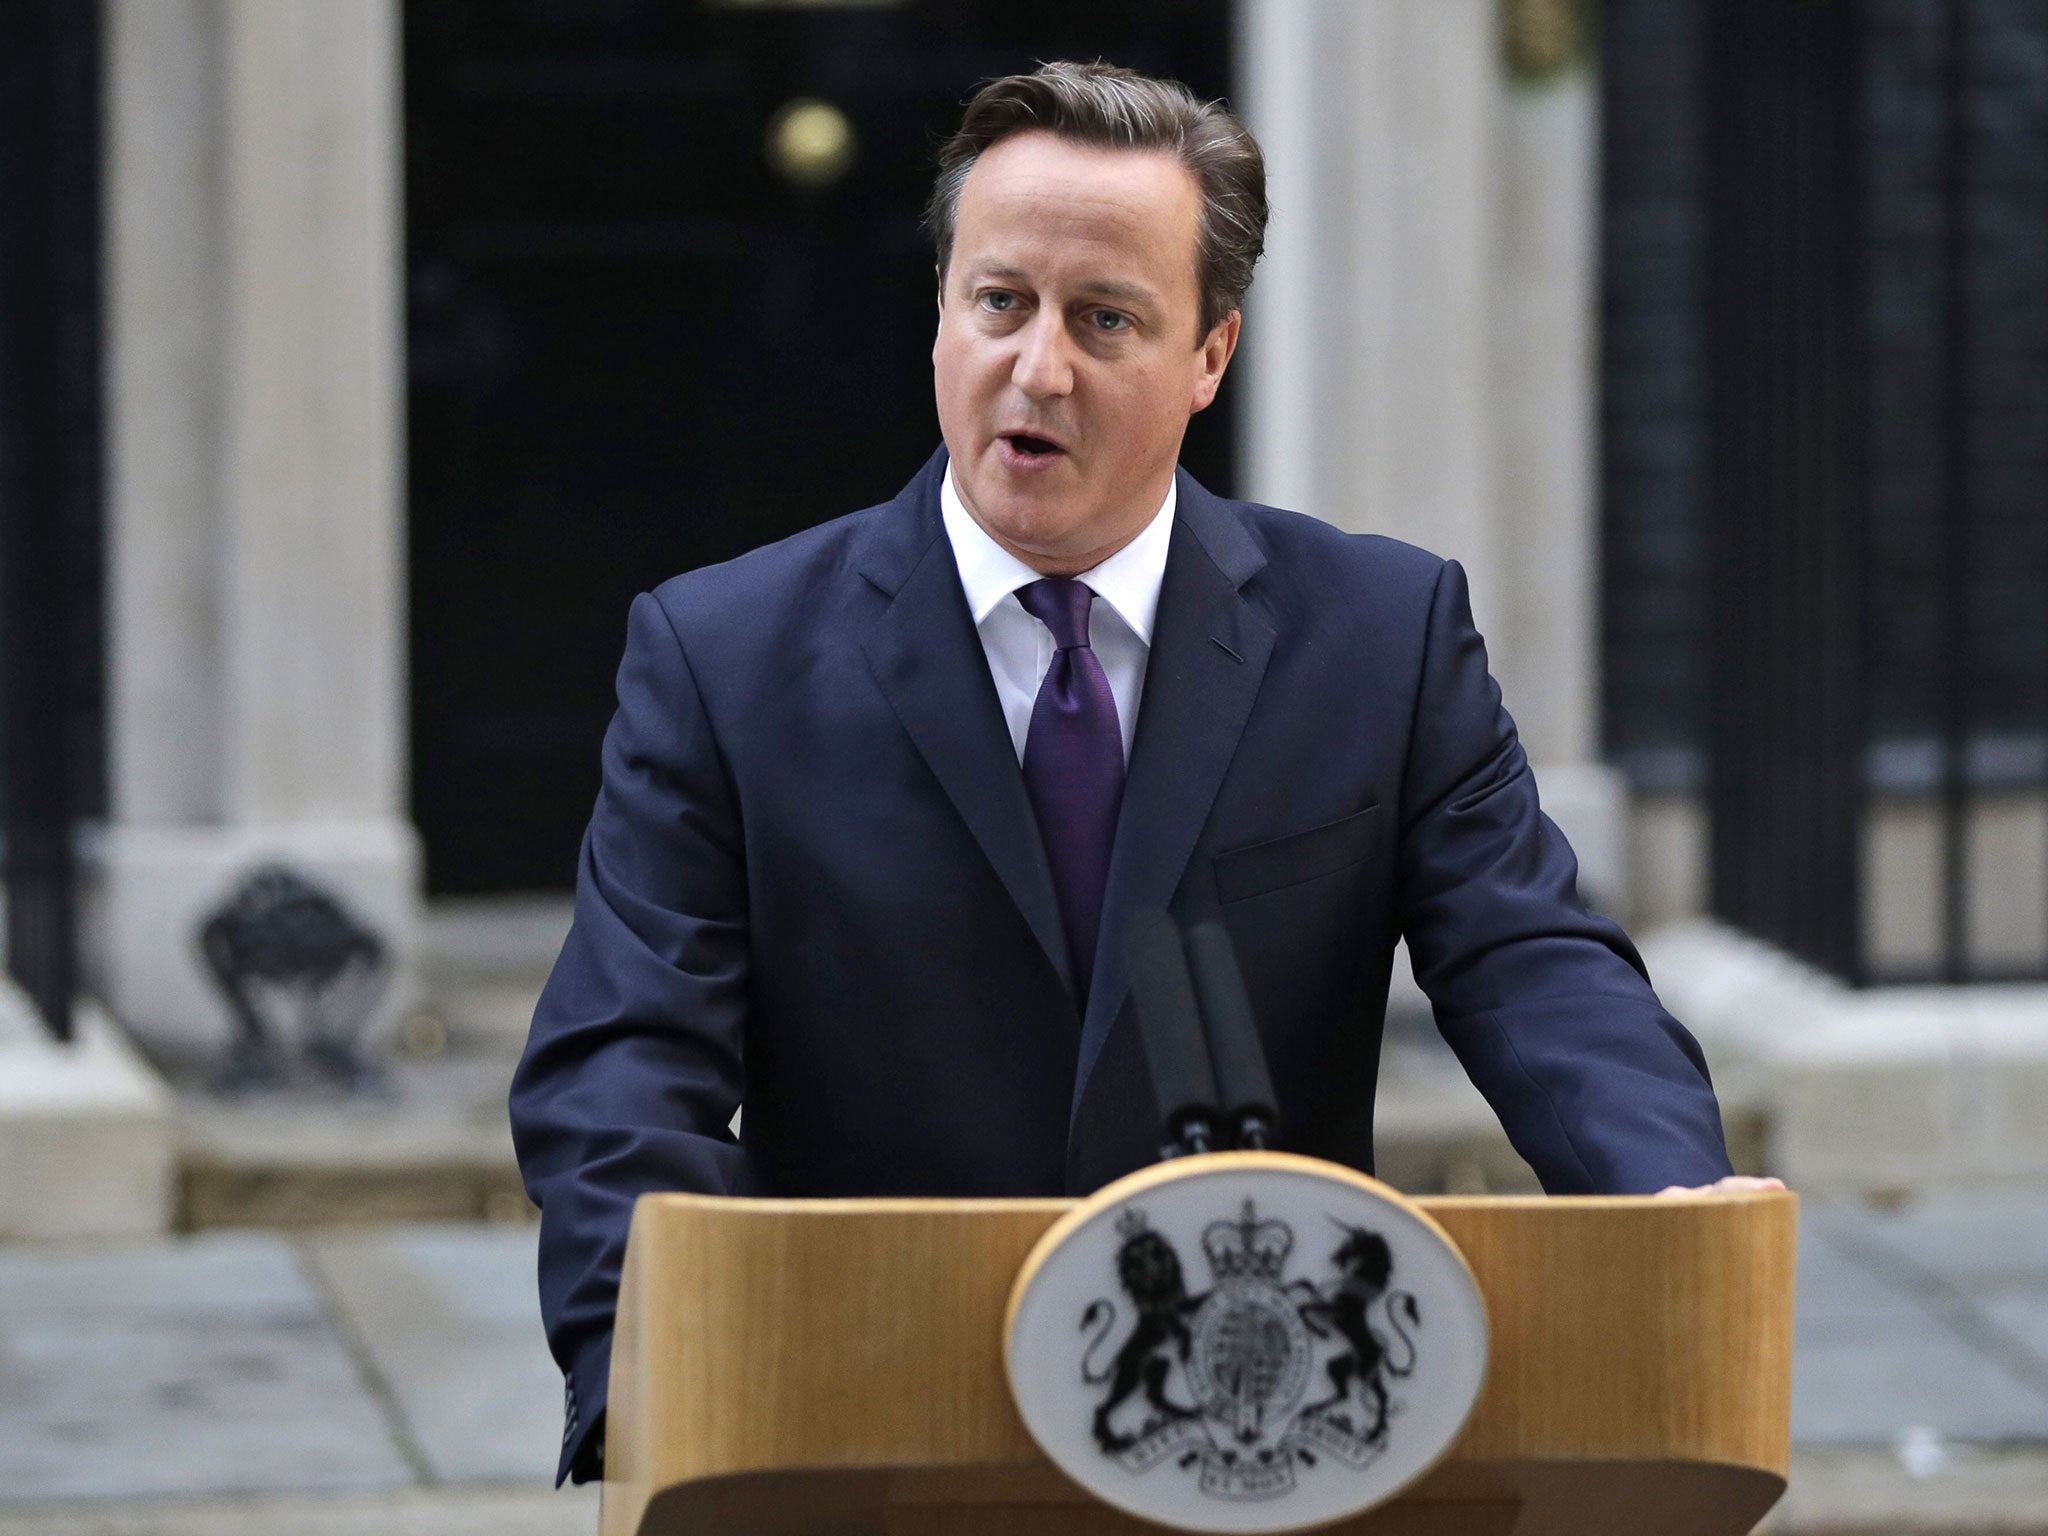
[{"left": 1655, "top": 1174, "right": 1786, "bottom": 1197}]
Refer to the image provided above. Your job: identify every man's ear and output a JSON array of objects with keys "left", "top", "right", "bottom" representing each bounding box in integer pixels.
[{"left": 1189, "top": 311, "right": 1242, "bottom": 415}]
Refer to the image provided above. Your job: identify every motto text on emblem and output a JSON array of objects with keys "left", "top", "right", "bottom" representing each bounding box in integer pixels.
[{"left": 1078, "top": 1200, "right": 1421, "bottom": 1500}]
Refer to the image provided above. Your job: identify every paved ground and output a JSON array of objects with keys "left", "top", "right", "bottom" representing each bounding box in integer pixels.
[{"left": 1, "top": 1194, "right": 2044, "bottom": 1534}]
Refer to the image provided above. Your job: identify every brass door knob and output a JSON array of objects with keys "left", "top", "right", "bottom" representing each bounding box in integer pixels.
[{"left": 766, "top": 98, "right": 857, "bottom": 189}]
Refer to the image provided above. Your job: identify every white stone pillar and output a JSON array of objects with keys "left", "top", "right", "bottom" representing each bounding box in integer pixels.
[
  {"left": 100, "top": 0, "right": 417, "bottom": 1057},
  {"left": 1490, "top": 72, "right": 1595, "bottom": 768},
  {"left": 1239, "top": 0, "right": 1503, "bottom": 633},
  {"left": 106, "top": 0, "right": 227, "bottom": 830},
  {"left": 1235, "top": 0, "right": 1327, "bottom": 521},
  {"left": 1488, "top": 58, "right": 1628, "bottom": 905},
  {"left": 1236, "top": 0, "right": 1626, "bottom": 908}
]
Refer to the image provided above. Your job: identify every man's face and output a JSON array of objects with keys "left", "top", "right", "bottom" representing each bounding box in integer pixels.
[{"left": 932, "top": 131, "right": 1240, "bottom": 576}]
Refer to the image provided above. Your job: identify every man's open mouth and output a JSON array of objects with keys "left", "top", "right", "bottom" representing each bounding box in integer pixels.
[{"left": 1002, "top": 432, "right": 1063, "bottom": 457}]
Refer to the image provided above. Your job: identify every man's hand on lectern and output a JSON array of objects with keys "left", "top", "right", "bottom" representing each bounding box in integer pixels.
[{"left": 1655, "top": 1174, "right": 1787, "bottom": 1197}]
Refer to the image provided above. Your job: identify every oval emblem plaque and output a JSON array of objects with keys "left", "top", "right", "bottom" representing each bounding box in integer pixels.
[{"left": 1006, "top": 1152, "right": 1488, "bottom": 1534}]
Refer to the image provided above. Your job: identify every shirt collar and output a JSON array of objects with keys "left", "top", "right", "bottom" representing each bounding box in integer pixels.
[{"left": 939, "top": 462, "right": 1175, "bottom": 644}]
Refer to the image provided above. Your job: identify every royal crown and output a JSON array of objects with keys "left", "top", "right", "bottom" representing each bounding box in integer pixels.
[{"left": 1202, "top": 1199, "right": 1293, "bottom": 1281}]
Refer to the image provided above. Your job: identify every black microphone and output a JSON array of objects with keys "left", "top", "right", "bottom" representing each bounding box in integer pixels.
[
  {"left": 1184, "top": 921, "right": 1277, "bottom": 1150},
  {"left": 1125, "top": 908, "right": 1222, "bottom": 1158}
]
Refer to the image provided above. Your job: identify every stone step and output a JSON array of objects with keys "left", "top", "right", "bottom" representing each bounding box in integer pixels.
[{"left": 170, "top": 1047, "right": 534, "bottom": 1230}]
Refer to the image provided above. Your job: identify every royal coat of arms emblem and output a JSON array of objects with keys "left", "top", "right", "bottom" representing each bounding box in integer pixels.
[
  {"left": 1007, "top": 1155, "right": 1487, "bottom": 1535},
  {"left": 1080, "top": 1200, "right": 1419, "bottom": 1499}
]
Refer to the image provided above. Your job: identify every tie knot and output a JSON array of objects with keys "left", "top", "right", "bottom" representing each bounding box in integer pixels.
[{"left": 1016, "top": 578, "right": 1096, "bottom": 651}]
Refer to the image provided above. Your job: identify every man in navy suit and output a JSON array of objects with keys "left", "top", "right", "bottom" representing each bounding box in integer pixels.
[{"left": 511, "top": 61, "right": 1765, "bottom": 1486}]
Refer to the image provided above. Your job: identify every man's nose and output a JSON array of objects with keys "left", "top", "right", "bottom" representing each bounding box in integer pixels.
[{"left": 1011, "top": 311, "right": 1075, "bottom": 399}]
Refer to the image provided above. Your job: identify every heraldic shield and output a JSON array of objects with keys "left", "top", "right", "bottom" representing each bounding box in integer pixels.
[{"left": 1007, "top": 1153, "right": 1490, "bottom": 1535}]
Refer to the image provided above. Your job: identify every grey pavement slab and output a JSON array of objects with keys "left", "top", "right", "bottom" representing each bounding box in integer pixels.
[
  {"left": 1819, "top": 1191, "right": 2048, "bottom": 1292},
  {"left": 0, "top": 1485, "right": 598, "bottom": 1536},
  {"left": 0, "top": 1233, "right": 315, "bottom": 1321},
  {"left": 300, "top": 1223, "right": 565, "bottom": 1483},
  {"left": 1982, "top": 1289, "right": 2048, "bottom": 1362},
  {"left": 1794, "top": 1206, "right": 2048, "bottom": 1444},
  {"left": 1794, "top": 1198, "right": 2048, "bottom": 1444},
  {"left": 1794, "top": 1225, "right": 1936, "bottom": 1343},
  {"left": 0, "top": 1232, "right": 412, "bottom": 1502},
  {"left": 1793, "top": 1334, "right": 2048, "bottom": 1444}
]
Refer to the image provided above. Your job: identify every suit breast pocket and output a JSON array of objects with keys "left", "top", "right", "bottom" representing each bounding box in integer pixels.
[{"left": 1213, "top": 805, "right": 1384, "bottom": 904}]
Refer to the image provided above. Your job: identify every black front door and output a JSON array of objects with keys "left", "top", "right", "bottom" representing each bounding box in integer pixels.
[{"left": 406, "top": 0, "right": 1235, "bottom": 893}]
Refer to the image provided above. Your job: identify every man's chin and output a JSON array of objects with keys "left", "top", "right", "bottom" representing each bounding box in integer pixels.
[
  {"left": 966, "top": 501, "right": 1098, "bottom": 571},
  {"left": 963, "top": 470, "right": 1071, "bottom": 525}
]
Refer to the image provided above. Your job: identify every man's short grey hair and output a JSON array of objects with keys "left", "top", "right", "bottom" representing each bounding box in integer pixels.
[{"left": 925, "top": 60, "right": 1268, "bottom": 341}]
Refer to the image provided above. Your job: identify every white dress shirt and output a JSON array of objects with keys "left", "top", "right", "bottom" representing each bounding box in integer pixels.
[{"left": 940, "top": 463, "right": 1175, "bottom": 766}]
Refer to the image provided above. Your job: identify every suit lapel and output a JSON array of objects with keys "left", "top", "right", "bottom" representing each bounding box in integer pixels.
[
  {"left": 1070, "top": 471, "right": 1274, "bottom": 1116},
  {"left": 857, "top": 451, "right": 1075, "bottom": 999}
]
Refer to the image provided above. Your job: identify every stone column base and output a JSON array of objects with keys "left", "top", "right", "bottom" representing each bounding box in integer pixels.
[
  {"left": 92, "top": 819, "right": 421, "bottom": 1062},
  {"left": 0, "top": 985, "right": 175, "bottom": 1238}
]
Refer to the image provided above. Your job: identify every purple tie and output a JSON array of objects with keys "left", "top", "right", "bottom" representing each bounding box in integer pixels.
[{"left": 1016, "top": 578, "right": 1125, "bottom": 997}]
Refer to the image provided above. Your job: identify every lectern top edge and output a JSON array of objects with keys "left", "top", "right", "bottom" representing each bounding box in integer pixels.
[
  {"left": 632, "top": 1193, "right": 1080, "bottom": 1218},
  {"left": 629, "top": 1187, "right": 1798, "bottom": 1215},
  {"left": 1419, "top": 1189, "right": 1798, "bottom": 1209}
]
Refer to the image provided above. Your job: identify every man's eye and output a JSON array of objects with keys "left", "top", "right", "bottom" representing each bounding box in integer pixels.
[
  {"left": 1091, "top": 310, "right": 1131, "bottom": 332},
  {"left": 981, "top": 291, "right": 1017, "bottom": 312}
]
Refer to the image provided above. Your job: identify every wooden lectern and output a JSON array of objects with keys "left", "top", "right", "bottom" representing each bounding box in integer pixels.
[{"left": 601, "top": 1189, "right": 1795, "bottom": 1536}]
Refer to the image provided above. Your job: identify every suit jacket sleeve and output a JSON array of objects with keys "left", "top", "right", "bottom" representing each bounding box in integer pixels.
[
  {"left": 508, "top": 590, "right": 757, "bottom": 1484},
  {"left": 1396, "top": 559, "right": 1732, "bottom": 1193}
]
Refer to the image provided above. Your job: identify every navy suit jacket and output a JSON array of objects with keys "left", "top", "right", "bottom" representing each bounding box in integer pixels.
[{"left": 509, "top": 448, "right": 1731, "bottom": 1482}]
